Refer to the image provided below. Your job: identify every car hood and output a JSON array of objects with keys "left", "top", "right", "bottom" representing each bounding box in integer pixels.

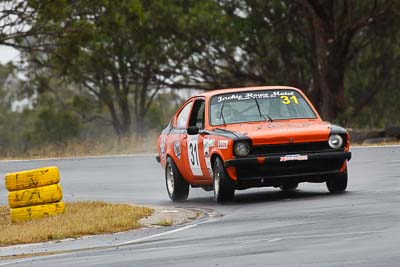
[{"left": 218, "top": 120, "right": 331, "bottom": 146}]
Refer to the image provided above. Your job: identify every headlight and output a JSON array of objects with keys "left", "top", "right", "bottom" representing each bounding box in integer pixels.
[
  {"left": 328, "top": 134, "right": 343, "bottom": 149},
  {"left": 234, "top": 141, "right": 250, "bottom": 157}
]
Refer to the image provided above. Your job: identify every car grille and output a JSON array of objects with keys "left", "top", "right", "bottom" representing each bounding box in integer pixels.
[
  {"left": 249, "top": 141, "right": 334, "bottom": 156},
  {"left": 237, "top": 158, "right": 344, "bottom": 180}
]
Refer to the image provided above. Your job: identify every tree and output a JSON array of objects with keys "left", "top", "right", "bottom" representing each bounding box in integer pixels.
[
  {"left": 175, "top": 0, "right": 400, "bottom": 123},
  {"left": 295, "top": 0, "right": 398, "bottom": 121},
  {"left": 2, "top": 0, "right": 399, "bottom": 135},
  {"left": 20, "top": 0, "right": 183, "bottom": 136},
  {"left": 27, "top": 108, "right": 81, "bottom": 146},
  {"left": 0, "top": 0, "right": 34, "bottom": 45}
]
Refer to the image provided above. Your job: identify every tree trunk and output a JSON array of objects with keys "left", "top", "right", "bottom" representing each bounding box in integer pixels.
[
  {"left": 98, "top": 85, "right": 130, "bottom": 138},
  {"left": 301, "top": 0, "right": 393, "bottom": 122},
  {"left": 306, "top": 1, "right": 349, "bottom": 122},
  {"left": 135, "top": 114, "right": 145, "bottom": 135},
  {"left": 133, "top": 64, "right": 152, "bottom": 136},
  {"left": 117, "top": 95, "right": 132, "bottom": 136}
]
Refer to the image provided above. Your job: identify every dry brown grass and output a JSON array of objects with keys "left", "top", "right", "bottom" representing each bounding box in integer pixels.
[
  {"left": 2, "top": 133, "right": 159, "bottom": 160},
  {"left": 0, "top": 201, "right": 152, "bottom": 247},
  {"left": 156, "top": 218, "right": 174, "bottom": 226}
]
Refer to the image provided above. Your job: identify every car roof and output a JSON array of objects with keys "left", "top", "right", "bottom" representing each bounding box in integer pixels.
[{"left": 196, "top": 86, "right": 303, "bottom": 98}]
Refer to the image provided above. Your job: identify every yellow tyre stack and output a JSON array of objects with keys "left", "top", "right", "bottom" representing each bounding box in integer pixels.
[{"left": 5, "top": 166, "right": 65, "bottom": 222}]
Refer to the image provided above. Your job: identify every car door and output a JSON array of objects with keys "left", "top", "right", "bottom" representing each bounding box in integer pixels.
[
  {"left": 173, "top": 99, "right": 203, "bottom": 179},
  {"left": 175, "top": 98, "right": 210, "bottom": 183},
  {"left": 174, "top": 100, "right": 194, "bottom": 181},
  {"left": 185, "top": 99, "right": 212, "bottom": 182}
]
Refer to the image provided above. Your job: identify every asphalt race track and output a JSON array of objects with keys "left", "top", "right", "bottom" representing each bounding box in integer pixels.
[{"left": 1, "top": 146, "right": 400, "bottom": 266}]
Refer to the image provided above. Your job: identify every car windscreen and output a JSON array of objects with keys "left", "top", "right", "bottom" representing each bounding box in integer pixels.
[{"left": 210, "top": 90, "right": 316, "bottom": 125}]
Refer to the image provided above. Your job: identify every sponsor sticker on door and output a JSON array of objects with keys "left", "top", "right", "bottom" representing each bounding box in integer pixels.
[
  {"left": 187, "top": 135, "right": 203, "bottom": 176},
  {"left": 218, "top": 140, "right": 228, "bottom": 149}
]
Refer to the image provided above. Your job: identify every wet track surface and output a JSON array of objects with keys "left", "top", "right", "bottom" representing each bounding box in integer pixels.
[{"left": 1, "top": 146, "right": 400, "bottom": 266}]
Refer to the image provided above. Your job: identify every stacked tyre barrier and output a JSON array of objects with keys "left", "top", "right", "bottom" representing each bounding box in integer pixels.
[{"left": 5, "top": 166, "right": 65, "bottom": 222}]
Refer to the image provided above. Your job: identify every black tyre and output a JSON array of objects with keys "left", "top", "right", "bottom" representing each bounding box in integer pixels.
[
  {"left": 279, "top": 182, "right": 299, "bottom": 192},
  {"left": 213, "top": 157, "right": 235, "bottom": 203},
  {"left": 165, "top": 157, "right": 189, "bottom": 201},
  {"left": 326, "top": 171, "right": 348, "bottom": 193}
]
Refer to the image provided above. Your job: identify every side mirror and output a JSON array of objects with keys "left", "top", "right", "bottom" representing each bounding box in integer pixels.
[{"left": 187, "top": 126, "right": 199, "bottom": 135}]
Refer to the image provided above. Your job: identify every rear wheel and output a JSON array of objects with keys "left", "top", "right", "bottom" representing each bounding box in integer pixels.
[
  {"left": 326, "top": 171, "right": 348, "bottom": 193},
  {"left": 279, "top": 182, "right": 299, "bottom": 192},
  {"left": 213, "top": 158, "right": 235, "bottom": 203},
  {"left": 165, "top": 157, "right": 189, "bottom": 201}
]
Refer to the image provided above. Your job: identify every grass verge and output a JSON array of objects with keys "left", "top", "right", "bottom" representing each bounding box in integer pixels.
[
  {"left": 353, "top": 141, "right": 400, "bottom": 146},
  {"left": 0, "top": 201, "right": 152, "bottom": 247},
  {"left": 0, "top": 132, "right": 159, "bottom": 160}
]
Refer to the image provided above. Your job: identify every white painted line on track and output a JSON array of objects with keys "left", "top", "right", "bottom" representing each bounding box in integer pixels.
[
  {"left": 0, "top": 259, "right": 35, "bottom": 266},
  {"left": 0, "top": 223, "right": 199, "bottom": 266},
  {"left": 234, "top": 229, "right": 393, "bottom": 246},
  {"left": 0, "top": 252, "right": 79, "bottom": 267},
  {"left": 117, "top": 223, "right": 198, "bottom": 246},
  {"left": 0, "top": 153, "right": 157, "bottom": 163},
  {"left": 266, "top": 229, "right": 393, "bottom": 242}
]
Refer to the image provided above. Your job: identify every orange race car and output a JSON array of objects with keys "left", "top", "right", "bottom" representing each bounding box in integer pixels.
[{"left": 156, "top": 86, "right": 351, "bottom": 203}]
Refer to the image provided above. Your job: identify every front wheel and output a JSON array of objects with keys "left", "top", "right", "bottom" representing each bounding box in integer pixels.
[
  {"left": 165, "top": 157, "right": 189, "bottom": 201},
  {"left": 213, "top": 157, "right": 235, "bottom": 203},
  {"left": 326, "top": 171, "right": 348, "bottom": 193}
]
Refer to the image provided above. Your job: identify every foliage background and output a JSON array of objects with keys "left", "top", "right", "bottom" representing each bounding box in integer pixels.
[{"left": 0, "top": 0, "right": 399, "bottom": 157}]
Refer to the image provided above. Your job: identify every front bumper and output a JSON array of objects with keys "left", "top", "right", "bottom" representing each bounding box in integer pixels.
[{"left": 224, "top": 151, "right": 351, "bottom": 181}]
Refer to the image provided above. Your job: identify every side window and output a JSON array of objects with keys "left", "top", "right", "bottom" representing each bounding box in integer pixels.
[
  {"left": 188, "top": 100, "right": 205, "bottom": 129},
  {"left": 176, "top": 101, "right": 193, "bottom": 129}
]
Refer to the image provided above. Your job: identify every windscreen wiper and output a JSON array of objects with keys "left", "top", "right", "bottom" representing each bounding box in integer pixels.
[
  {"left": 219, "top": 102, "right": 226, "bottom": 125},
  {"left": 254, "top": 98, "right": 273, "bottom": 122}
]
